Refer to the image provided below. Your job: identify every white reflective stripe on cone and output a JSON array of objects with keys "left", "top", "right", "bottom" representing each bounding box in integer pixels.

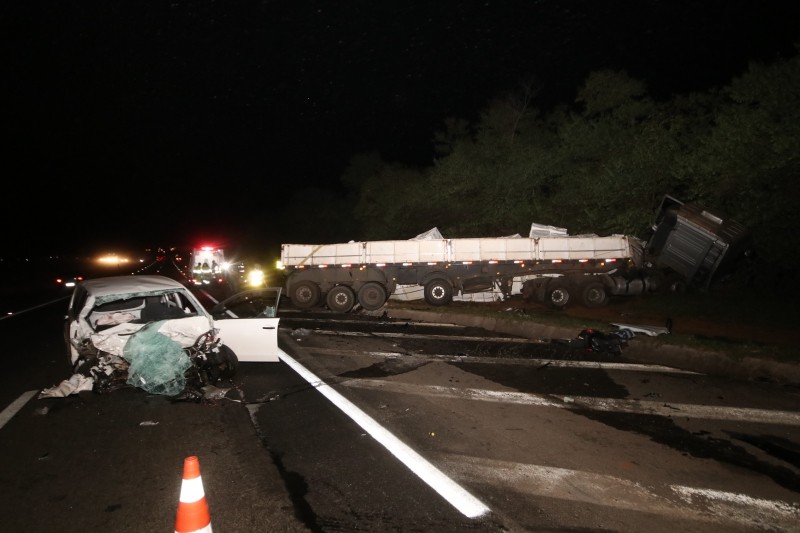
[{"left": 179, "top": 476, "right": 205, "bottom": 503}]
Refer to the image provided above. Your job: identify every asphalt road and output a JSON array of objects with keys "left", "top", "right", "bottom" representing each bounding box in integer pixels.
[{"left": 2, "top": 260, "right": 799, "bottom": 531}]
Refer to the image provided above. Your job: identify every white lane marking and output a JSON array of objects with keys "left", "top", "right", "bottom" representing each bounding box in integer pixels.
[
  {"left": 0, "top": 296, "right": 70, "bottom": 321},
  {"left": 344, "top": 379, "right": 800, "bottom": 426},
  {"left": 283, "top": 316, "right": 466, "bottom": 329},
  {"left": 671, "top": 485, "right": 800, "bottom": 529},
  {"left": 277, "top": 349, "right": 491, "bottom": 519},
  {"left": 304, "top": 329, "right": 533, "bottom": 344},
  {"left": 439, "top": 454, "right": 800, "bottom": 530},
  {"left": 0, "top": 390, "right": 38, "bottom": 429},
  {"left": 197, "top": 289, "right": 220, "bottom": 305},
  {"left": 309, "top": 346, "right": 701, "bottom": 374}
]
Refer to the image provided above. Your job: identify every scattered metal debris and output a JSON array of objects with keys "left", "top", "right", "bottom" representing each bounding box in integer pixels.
[{"left": 611, "top": 322, "right": 671, "bottom": 336}]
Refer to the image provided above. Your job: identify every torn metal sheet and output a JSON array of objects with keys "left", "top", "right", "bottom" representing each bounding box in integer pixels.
[
  {"left": 611, "top": 323, "right": 671, "bottom": 336},
  {"left": 39, "top": 374, "right": 95, "bottom": 398}
]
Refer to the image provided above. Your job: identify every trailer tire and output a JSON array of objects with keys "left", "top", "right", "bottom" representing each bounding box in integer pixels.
[
  {"left": 581, "top": 281, "right": 609, "bottom": 308},
  {"left": 358, "top": 282, "right": 387, "bottom": 311},
  {"left": 291, "top": 280, "right": 321, "bottom": 309},
  {"left": 545, "top": 280, "right": 572, "bottom": 309},
  {"left": 424, "top": 279, "right": 453, "bottom": 306},
  {"left": 326, "top": 285, "right": 355, "bottom": 313},
  {"left": 522, "top": 279, "right": 547, "bottom": 303}
]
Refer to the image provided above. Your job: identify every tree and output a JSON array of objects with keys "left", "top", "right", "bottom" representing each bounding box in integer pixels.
[
  {"left": 678, "top": 49, "right": 800, "bottom": 266},
  {"left": 334, "top": 50, "right": 800, "bottom": 279},
  {"left": 544, "top": 70, "right": 681, "bottom": 234}
]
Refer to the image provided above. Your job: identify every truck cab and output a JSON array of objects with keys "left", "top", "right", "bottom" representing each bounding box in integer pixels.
[{"left": 646, "top": 196, "right": 752, "bottom": 290}]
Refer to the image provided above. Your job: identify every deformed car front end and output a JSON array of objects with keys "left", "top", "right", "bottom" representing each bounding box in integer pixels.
[{"left": 61, "top": 275, "right": 280, "bottom": 397}]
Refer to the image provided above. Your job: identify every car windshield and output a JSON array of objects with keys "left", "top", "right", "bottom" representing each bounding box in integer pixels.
[{"left": 87, "top": 290, "right": 204, "bottom": 331}]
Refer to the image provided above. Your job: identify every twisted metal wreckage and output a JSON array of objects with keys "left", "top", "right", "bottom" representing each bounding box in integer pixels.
[{"left": 42, "top": 275, "right": 282, "bottom": 401}]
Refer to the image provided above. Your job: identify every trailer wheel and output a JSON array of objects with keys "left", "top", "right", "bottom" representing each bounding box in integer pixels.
[
  {"left": 358, "top": 282, "right": 387, "bottom": 311},
  {"left": 522, "top": 279, "right": 546, "bottom": 303},
  {"left": 521, "top": 280, "right": 536, "bottom": 301},
  {"left": 291, "top": 280, "right": 321, "bottom": 309},
  {"left": 326, "top": 285, "right": 355, "bottom": 313},
  {"left": 424, "top": 279, "right": 453, "bottom": 306},
  {"left": 545, "top": 280, "right": 572, "bottom": 309},
  {"left": 581, "top": 281, "right": 609, "bottom": 308}
]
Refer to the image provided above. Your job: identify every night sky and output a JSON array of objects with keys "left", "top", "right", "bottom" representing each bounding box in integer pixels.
[{"left": 4, "top": 1, "right": 799, "bottom": 258}]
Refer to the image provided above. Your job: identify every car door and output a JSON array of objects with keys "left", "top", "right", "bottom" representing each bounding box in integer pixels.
[
  {"left": 214, "top": 318, "right": 280, "bottom": 362},
  {"left": 210, "top": 287, "right": 283, "bottom": 362}
]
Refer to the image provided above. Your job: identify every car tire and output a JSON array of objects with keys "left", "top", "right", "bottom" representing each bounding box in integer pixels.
[{"left": 207, "top": 344, "right": 238, "bottom": 382}]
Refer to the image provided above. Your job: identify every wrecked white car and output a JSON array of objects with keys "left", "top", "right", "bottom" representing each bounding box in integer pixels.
[{"left": 61, "top": 275, "right": 281, "bottom": 397}]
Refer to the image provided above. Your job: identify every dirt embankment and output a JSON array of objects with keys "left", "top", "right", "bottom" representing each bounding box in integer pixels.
[
  {"left": 401, "top": 295, "right": 796, "bottom": 349},
  {"left": 564, "top": 306, "right": 792, "bottom": 346}
]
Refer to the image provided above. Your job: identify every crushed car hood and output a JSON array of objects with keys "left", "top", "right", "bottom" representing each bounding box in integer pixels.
[{"left": 90, "top": 316, "right": 213, "bottom": 356}]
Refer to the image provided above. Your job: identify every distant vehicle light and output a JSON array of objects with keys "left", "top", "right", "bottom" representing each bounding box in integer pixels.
[
  {"left": 247, "top": 269, "right": 266, "bottom": 287},
  {"left": 97, "top": 255, "right": 131, "bottom": 266},
  {"left": 56, "top": 275, "right": 84, "bottom": 288}
]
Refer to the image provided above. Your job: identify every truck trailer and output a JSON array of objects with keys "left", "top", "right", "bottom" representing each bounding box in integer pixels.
[{"left": 278, "top": 196, "right": 751, "bottom": 312}]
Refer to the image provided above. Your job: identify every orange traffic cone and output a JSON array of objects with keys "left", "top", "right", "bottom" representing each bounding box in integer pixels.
[{"left": 175, "top": 456, "right": 213, "bottom": 533}]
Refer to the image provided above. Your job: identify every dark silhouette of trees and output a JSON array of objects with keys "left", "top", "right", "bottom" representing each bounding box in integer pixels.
[{"left": 339, "top": 47, "right": 799, "bottom": 280}]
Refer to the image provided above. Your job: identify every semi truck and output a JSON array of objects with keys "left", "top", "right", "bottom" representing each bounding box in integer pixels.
[{"left": 278, "top": 196, "right": 752, "bottom": 312}]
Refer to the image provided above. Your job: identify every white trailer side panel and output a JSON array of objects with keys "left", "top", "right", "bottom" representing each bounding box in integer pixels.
[
  {"left": 329, "top": 242, "right": 365, "bottom": 264},
  {"left": 282, "top": 242, "right": 364, "bottom": 266},
  {"left": 450, "top": 238, "right": 482, "bottom": 262},
  {"left": 450, "top": 238, "right": 538, "bottom": 262},
  {"left": 282, "top": 235, "right": 636, "bottom": 266},
  {"left": 497, "top": 238, "right": 538, "bottom": 261},
  {"left": 448, "top": 236, "right": 632, "bottom": 262},
  {"left": 365, "top": 240, "right": 448, "bottom": 264},
  {"left": 417, "top": 239, "right": 450, "bottom": 263},
  {"left": 537, "top": 236, "right": 632, "bottom": 260},
  {"left": 367, "top": 241, "right": 410, "bottom": 263}
]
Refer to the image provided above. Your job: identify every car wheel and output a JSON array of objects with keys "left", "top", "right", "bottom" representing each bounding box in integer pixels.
[{"left": 210, "top": 344, "right": 238, "bottom": 382}]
